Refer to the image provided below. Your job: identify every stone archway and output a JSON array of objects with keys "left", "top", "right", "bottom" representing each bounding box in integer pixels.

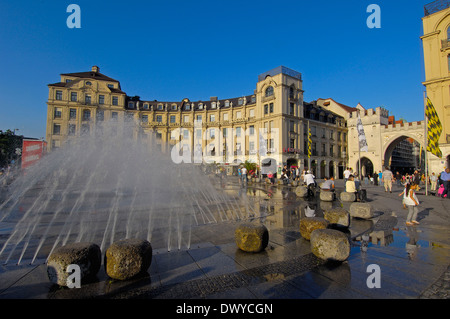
[
  {"left": 383, "top": 136, "right": 425, "bottom": 175},
  {"left": 356, "top": 157, "right": 374, "bottom": 178}
]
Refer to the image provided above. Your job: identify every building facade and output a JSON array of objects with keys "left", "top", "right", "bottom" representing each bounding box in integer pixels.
[
  {"left": 46, "top": 66, "right": 348, "bottom": 178},
  {"left": 422, "top": 0, "right": 450, "bottom": 172}
]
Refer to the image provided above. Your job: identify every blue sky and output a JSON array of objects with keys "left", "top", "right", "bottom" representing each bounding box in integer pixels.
[{"left": 0, "top": 0, "right": 429, "bottom": 139}]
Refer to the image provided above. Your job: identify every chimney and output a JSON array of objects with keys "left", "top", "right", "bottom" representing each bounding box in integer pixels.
[{"left": 91, "top": 66, "right": 100, "bottom": 73}]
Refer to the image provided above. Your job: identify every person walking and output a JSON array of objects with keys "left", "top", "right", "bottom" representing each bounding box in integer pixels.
[
  {"left": 343, "top": 167, "right": 351, "bottom": 183},
  {"left": 382, "top": 167, "right": 394, "bottom": 193},
  {"left": 399, "top": 182, "right": 420, "bottom": 226},
  {"left": 440, "top": 167, "right": 450, "bottom": 199},
  {"left": 241, "top": 166, "right": 247, "bottom": 186},
  {"left": 378, "top": 171, "right": 383, "bottom": 187}
]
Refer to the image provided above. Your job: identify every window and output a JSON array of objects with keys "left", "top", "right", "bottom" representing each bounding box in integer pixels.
[
  {"left": 209, "top": 128, "right": 215, "bottom": 139},
  {"left": 269, "top": 103, "right": 274, "bottom": 113},
  {"left": 251, "top": 96, "right": 256, "bottom": 103},
  {"left": 142, "top": 115, "right": 149, "bottom": 123},
  {"left": 54, "top": 107, "right": 62, "bottom": 119},
  {"left": 311, "top": 126, "right": 316, "bottom": 136},
  {"left": 238, "top": 98, "right": 243, "bottom": 105},
  {"left": 290, "top": 120, "right": 295, "bottom": 132},
  {"left": 56, "top": 90, "right": 63, "bottom": 100},
  {"left": 71, "top": 92, "right": 77, "bottom": 102},
  {"left": 223, "top": 113, "right": 228, "bottom": 121},
  {"left": 183, "top": 115, "right": 189, "bottom": 123},
  {"left": 156, "top": 115, "right": 162, "bottom": 122},
  {"left": 249, "top": 141, "right": 255, "bottom": 151},
  {"left": 112, "top": 112, "right": 118, "bottom": 121},
  {"left": 97, "top": 110, "right": 104, "bottom": 121},
  {"left": 289, "top": 87, "right": 294, "bottom": 99},
  {"left": 53, "top": 124, "right": 61, "bottom": 135},
  {"left": 223, "top": 128, "right": 227, "bottom": 137},
  {"left": 198, "top": 103, "right": 203, "bottom": 109},
  {"left": 128, "top": 102, "right": 134, "bottom": 109},
  {"left": 290, "top": 103, "right": 295, "bottom": 115},
  {"left": 85, "top": 94, "right": 91, "bottom": 105},
  {"left": 69, "top": 108, "right": 76, "bottom": 120},
  {"left": 265, "top": 86, "right": 274, "bottom": 97},
  {"left": 107, "top": 84, "right": 114, "bottom": 89},
  {"left": 99, "top": 95, "right": 105, "bottom": 105},
  {"left": 157, "top": 104, "right": 163, "bottom": 110},
  {"left": 264, "top": 104, "right": 268, "bottom": 115},
  {"left": 225, "top": 100, "right": 230, "bottom": 107},
  {"left": 211, "top": 102, "right": 216, "bottom": 109},
  {"left": 330, "top": 130, "right": 334, "bottom": 140},
  {"left": 83, "top": 110, "right": 91, "bottom": 121},
  {"left": 185, "top": 103, "right": 191, "bottom": 110},
  {"left": 249, "top": 125, "right": 255, "bottom": 135},
  {"left": 196, "top": 115, "right": 202, "bottom": 122},
  {"left": 68, "top": 124, "right": 76, "bottom": 136},
  {"left": 85, "top": 81, "right": 92, "bottom": 86},
  {"left": 143, "top": 103, "right": 149, "bottom": 110},
  {"left": 236, "top": 127, "right": 241, "bottom": 137},
  {"left": 249, "top": 109, "right": 255, "bottom": 118},
  {"left": 210, "top": 114, "right": 215, "bottom": 122},
  {"left": 112, "top": 96, "right": 118, "bottom": 106},
  {"left": 171, "top": 104, "right": 177, "bottom": 110},
  {"left": 290, "top": 139, "right": 295, "bottom": 148},
  {"left": 236, "top": 111, "right": 241, "bottom": 118},
  {"left": 170, "top": 115, "right": 176, "bottom": 123}
]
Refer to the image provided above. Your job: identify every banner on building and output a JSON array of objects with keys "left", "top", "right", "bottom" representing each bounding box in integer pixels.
[
  {"left": 308, "top": 128, "right": 312, "bottom": 158},
  {"left": 21, "top": 139, "right": 46, "bottom": 170},
  {"left": 357, "top": 113, "right": 369, "bottom": 152},
  {"left": 425, "top": 97, "right": 442, "bottom": 158}
]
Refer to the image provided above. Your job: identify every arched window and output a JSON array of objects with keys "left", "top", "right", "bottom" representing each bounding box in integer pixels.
[
  {"left": 447, "top": 26, "right": 450, "bottom": 40},
  {"left": 265, "top": 86, "right": 274, "bottom": 97}
]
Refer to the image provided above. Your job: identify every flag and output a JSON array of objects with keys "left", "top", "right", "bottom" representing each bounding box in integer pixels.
[
  {"left": 308, "top": 127, "right": 312, "bottom": 158},
  {"left": 425, "top": 97, "right": 443, "bottom": 158},
  {"left": 357, "top": 113, "right": 368, "bottom": 152}
]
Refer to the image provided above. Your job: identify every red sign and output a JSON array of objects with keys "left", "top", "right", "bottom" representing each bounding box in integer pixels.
[{"left": 21, "top": 140, "right": 46, "bottom": 170}]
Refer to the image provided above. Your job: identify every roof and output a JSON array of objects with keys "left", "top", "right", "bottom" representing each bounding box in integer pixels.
[
  {"left": 60, "top": 71, "right": 119, "bottom": 83},
  {"left": 318, "top": 98, "right": 359, "bottom": 113}
]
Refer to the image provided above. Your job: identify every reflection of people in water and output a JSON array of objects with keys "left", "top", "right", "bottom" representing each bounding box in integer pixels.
[
  {"left": 405, "top": 226, "right": 419, "bottom": 259},
  {"left": 305, "top": 204, "right": 316, "bottom": 217}
]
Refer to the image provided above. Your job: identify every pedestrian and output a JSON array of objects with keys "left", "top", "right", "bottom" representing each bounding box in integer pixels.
[
  {"left": 382, "top": 167, "right": 394, "bottom": 193},
  {"left": 439, "top": 167, "right": 450, "bottom": 199},
  {"left": 378, "top": 171, "right": 383, "bottom": 187},
  {"left": 430, "top": 172, "right": 438, "bottom": 192},
  {"left": 343, "top": 167, "right": 351, "bottom": 183},
  {"left": 373, "top": 171, "right": 378, "bottom": 185},
  {"left": 399, "top": 182, "right": 420, "bottom": 226},
  {"left": 304, "top": 170, "right": 316, "bottom": 196},
  {"left": 321, "top": 176, "right": 335, "bottom": 192},
  {"left": 395, "top": 171, "right": 402, "bottom": 186},
  {"left": 345, "top": 175, "right": 359, "bottom": 201},
  {"left": 241, "top": 166, "right": 248, "bottom": 185}
]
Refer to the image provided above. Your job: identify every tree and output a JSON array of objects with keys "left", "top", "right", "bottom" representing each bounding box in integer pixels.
[{"left": 0, "top": 130, "right": 22, "bottom": 168}]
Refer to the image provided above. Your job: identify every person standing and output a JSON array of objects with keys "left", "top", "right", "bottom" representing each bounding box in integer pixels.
[
  {"left": 343, "top": 167, "right": 351, "bottom": 183},
  {"left": 430, "top": 172, "right": 438, "bottom": 192},
  {"left": 241, "top": 166, "right": 247, "bottom": 186},
  {"left": 399, "top": 182, "right": 420, "bottom": 226},
  {"left": 382, "top": 167, "right": 394, "bottom": 193},
  {"left": 378, "top": 171, "right": 383, "bottom": 187},
  {"left": 440, "top": 167, "right": 450, "bottom": 199}
]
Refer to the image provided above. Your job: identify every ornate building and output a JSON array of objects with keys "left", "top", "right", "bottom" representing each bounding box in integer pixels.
[
  {"left": 422, "top": 0, "right": 450, "bottom": 171},
  {"left": 46, "top": 66, "right": 347, "bottom": 178}
]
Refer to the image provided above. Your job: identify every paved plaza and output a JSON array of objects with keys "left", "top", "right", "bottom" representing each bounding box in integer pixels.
[{"left": 0, "top": 176, "right": 449, "bottom": 301}]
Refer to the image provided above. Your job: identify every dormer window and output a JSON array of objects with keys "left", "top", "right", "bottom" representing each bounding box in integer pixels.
[
  {"left": 225, "top": 100, "right": 230, "bottom": 107},
  {"left": 265, "top": 86, "right": 274, "bottom": 97},
  {"left": 171, "top": 104, "right": 177, "bottom": 110},
  {"left": 198, "top": 103, "right": 203, "bottom": 110},
  {"left": 238, "top": 98, "right": 244, "bottom": 105},
  {"left": 157, "top": 104, "right": 163, "bottom": 110},
  {"left": 107, "top": 84, "right": 114, "bottom": 89},
  {"left": 85, "top": 81, "right": 92, "bottom": 86},
  {"left": 211, "top": 102, "right": 216, "bottom": 109},
  {"left": 185, "top": 103, "right": 191, "bottom": 110}
]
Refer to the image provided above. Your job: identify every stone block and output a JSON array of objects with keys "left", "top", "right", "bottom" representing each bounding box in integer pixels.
[
  {"left": 47, "top": 242, "right": 101, "bottom": 287},
  {"left": 324, "top": 208, "right": 350, "bottom": 228},
  {"left": 310, "top": 229, "right": 350, "bottom": 262},
  {"left": 340, "top": 192, "right": 356, "bottom": 202},
  {"left": 319, "top": 191, "right": 334, "bottom": 202},
  {"left": 295, "top": 186, "right": 308, "bottom": 198},
  {"left": 350, "top": 202, "right": 375, "bottom": 219},
  {"left": 299, "top": 217, "right": 329, "bottom": 240},
  {"left": 104, "top": 239, "right": 153, "bottom": 280},
  {"left": 235, "top": 224, "right": 269, "bottom": 253}
]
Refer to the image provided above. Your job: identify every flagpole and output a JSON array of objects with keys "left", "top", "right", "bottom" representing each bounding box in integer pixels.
[
  {"left": 424, "top": 91, "right": 428, "bottom": 196},
  {"left": 308, "top": 120, "right": 311, "bottom": 171}
]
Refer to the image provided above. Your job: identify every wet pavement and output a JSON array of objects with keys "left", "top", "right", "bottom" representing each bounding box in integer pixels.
[{"left": 0, "top": 177, "right": 449, "bottom": 301}]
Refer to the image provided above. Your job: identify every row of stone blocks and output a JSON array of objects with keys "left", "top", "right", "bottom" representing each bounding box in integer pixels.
[
  {"left": 47, "top": 238, "right": 152, "bottom": 287},
  {"left": 295, "top": 186, "right": 357, "bottom": 203},
  {"left": 235, "top": 202, "right": 375, "bottom": 262}
]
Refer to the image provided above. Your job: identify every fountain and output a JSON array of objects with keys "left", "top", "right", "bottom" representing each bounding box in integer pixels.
[{"left": 0, "top": 120, "right": 257, "bottom": 266}]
